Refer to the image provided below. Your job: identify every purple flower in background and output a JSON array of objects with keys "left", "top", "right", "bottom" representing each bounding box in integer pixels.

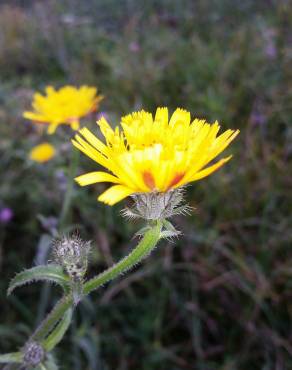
[
  {"left": 265, "top": 44, "right": 277, "bottom": 59},
  {"left": 96, "top": 111, "right": 108, "bottom": 121},
  {"left": 55, "top": 169, "right": 68, "bottom": 192},
  {"left": 129, "top": 41, "right": 140, "bottom": 53},
  {"left": 250, "top": 99, "right": 267, "bottom": 127},
  {"left": 263, "top": 28, "right": 277, "bottom": 60},
  {"left": 250, "top": 111, "right": 267, "bottom": 126},
  {"left": 0, "top": 207, "right": 13, "bottom": 224}
]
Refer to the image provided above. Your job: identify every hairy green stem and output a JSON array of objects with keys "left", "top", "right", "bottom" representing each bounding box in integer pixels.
[
  {"left": 30, "top": 295, "right": 73, "bottom": 342},
  {"left": 42, "top": 308, "right": 73, "bottom": 351},
  {"left": 0, "top": 352, "right": 23, "bottom": 364},
  {"left": 84, "top": 221, "right": 162, "bottom": 295}
]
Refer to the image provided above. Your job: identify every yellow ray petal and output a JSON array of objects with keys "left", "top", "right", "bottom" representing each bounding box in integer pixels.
[
  {"left": 47, "top": 122, "right": 59, "bottom": 134},
  {"left": 75, "top": 171, "right": 120, "bottom": 186},
  {"left": 72, "top": 136, "right": 110, "bottom": 169},
  {"left": 23, "top": 112, "right": 48, "bottom": 122},
  {"left": 169, "top": 108, "right": 190, "bottom": 127},
  {"left": 70, "top": 120, "right": 80, "bottom": 131},
  {"left": 98, "top": 185, "right": 136, "bottom": 205},
  {"left": 154, "top": 107, "right": 168, "bottom": 125},
  {"left": 45, "top": 86, "right": 55, "bottom": 95},
  {"left": 187, "top": 156, "right": 232, "bottom": 183},
  {"left": 210, "top": 130, "right": 239, "bottom": 158},
  {"left": 97, "top": 117, "right": 115, "bottom": 142},
  {"left": 78, "top": 127, "right": 109, "bottom": 156}
]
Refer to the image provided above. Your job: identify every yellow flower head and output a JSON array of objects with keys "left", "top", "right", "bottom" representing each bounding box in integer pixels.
[
  {"left": 29, "top": 142, "right": 56, "bottom": 163},
  {"left": 72, "top": 107, "right": 239, "bottom": 205},
  {"left": 23, "top": 85, "right": 103, "bottom": 134}
]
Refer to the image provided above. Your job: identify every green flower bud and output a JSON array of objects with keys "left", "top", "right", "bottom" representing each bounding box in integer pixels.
[
  {"left": 122, "top": 188, "right": 192, "bottom": 221},
  {"left": 23, "top": 341, "right": 45, "bottom": 368},
  {"left": 53, "top": 234, "right": 91, "bottom": 282}
]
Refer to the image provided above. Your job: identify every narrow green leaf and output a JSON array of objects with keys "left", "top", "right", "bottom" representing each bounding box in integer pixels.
[
  {"left": 160, "top": 230, "right": 181, "bottom": 239},
  {"left": 0, "top": 351, "right": 23, "bottom": 363},
  {"left": 161, "top": 220, "right": 181, "bottom": 239},
  {"left": 162, "top": 219, "right": 177, "bottom": 232},
  {"left": 42, "top": 308, "right": 73, "bottom": 352},
  {"left": 43, "top": 353, "right": 60, "bottom": 370},
  {"left": 36, "top": 354, "right": 59, "bottom": 370},
  {"left": 7, "top": 265, "right": 70, "bottom": 296}
]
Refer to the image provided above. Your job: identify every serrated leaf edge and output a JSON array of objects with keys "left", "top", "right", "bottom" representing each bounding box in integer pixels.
[{"left": 7, "top": 265, "right": 70, "bottom": 296}]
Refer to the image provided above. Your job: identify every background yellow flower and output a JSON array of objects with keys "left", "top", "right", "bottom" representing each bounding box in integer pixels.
[
  {"left": 29, "top": 142, "right": 55, "bottom": 163},
  {"left": 23, "top": 85, "right": 103, "bottom": 134},
  {"left": 73, "top": 107, "right": 239, "bottom": 205}
]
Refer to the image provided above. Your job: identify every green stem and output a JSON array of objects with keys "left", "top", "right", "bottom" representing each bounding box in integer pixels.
[
  {"left": 42, "top": 308, "right": 73, "bottom": 351},
  {"left": 59, "top": 148, "right": 79, "bottom": 230},
  {"left": 30, "top": 295, "right": 73, "bottom": 342},
  {"left": 0, "top": 352, "right": 23, "bottom": 364},
  {"left": 83, "top": 221, "right": 162, "bottom": 295}
]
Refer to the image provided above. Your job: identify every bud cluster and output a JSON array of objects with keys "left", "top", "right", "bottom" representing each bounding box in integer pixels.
[
  {"left": 22, "top": 341, "right": 45, "bottom": 368},
  {"left": 53, "top": 234, "right": 91, "bottom": 282},
  {"left": 122, "top": 188, "right": 192, "bottom": 221}
]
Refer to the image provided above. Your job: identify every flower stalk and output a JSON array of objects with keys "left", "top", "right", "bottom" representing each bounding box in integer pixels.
[
  {"left": 59, "top": 148, "right": 79, "bottom": 230},
  {"left": 84, "top": 220, "right": 162, "bottom": 294},
  {"left": 31, "top": 295, "right": 73, "bottom": 342}
]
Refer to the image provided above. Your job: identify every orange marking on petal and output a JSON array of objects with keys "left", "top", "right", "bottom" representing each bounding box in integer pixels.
[
  {"left": 167, "top": 172, "right": 185, "bottom": 190},
  {"left": 143, "top": 171, "right": 156, "bottom": 190},
  {"left": 33, "top": 120, "right": 49, "bottom": 124},
  {"left": 89, "top": 96, "right": 103, "bottom": 114}
]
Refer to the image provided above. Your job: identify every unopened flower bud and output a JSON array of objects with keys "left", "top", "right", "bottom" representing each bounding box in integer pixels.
[
  {"left": 122, "top": 188, "right": 191, "bottom": 221},
  {"left": 23, "top": 341, "right": 45, "bottom": 368},
  {"left": 53, "top": 234, "right": 91, "bottom": 282}
]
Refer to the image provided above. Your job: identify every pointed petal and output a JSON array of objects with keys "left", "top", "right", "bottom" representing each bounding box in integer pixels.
[
  {"left": 70, "top": 120, "right": 80, "bottom": 131},
  {"left": 45, "top": 86, "right": 55, "bottom": 95},
  {"left": 97, "top": 117, "right": 115, "bottom": 142},
  {"left": 188, "top": 156, "right": 232, "bottom": 183},
  {"left": 72, "top": 135, "right": 111, "bottom": 169},
  {"left": 169, "top": 108, "right": 191, "bottom": 127},
  {"left": 154, "top": 107, "right": 168, "bottom": 125},
  {"left": 209, "top": 129, "right": 240, "bottom": 159},
  {"left": 23, "top": 112, "right": 47, "bottom": 122},
  {"left": 78, "top": 127, "right": 108, "bottom": 155},
  {"left": 98, "top": 185, "right": 135, "bottom": 205},
  {"left": 75, "top": 171, "right": 120, "bottom": 186},
  {"left": 47, "top": 123, "right": 59, "bottom": 134}
]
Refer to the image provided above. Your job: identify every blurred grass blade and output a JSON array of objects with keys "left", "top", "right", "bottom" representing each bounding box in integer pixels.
[
  {"left": 7, "top": 265, "right": 70, "bottom": 296},
  {"left": 41, "top": 353, "right": 60, "bottom": 370},
  {"left": 42, "top": 308, "right": 73, "bottom": 351},
  {"left": 0, "top": 351, "right": 23, "bottom": 363}
]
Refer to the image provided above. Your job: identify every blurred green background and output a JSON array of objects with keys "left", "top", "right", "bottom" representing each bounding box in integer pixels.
[{"left": 0, "top": 0, "right": 292, "bottom": 369}]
